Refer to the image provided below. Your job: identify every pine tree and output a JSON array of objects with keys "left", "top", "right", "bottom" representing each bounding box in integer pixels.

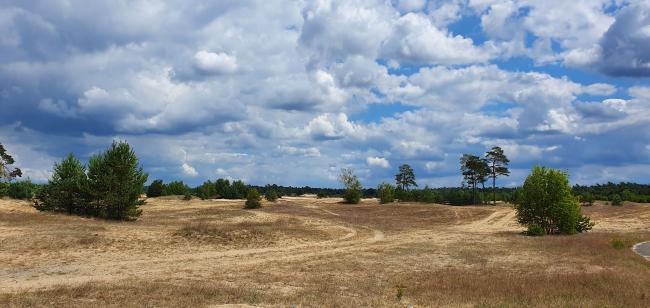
[
  {"left": 87, "top": 141, "right": 148, "bottom": 220},
  {"left": 485, "top": 146, "right": 510, "bottom": 205},
  {"left": 39, "top": 154, "right": 89, "bottom": 214},
  {"left": 0, "top": 143, "right": 22, "bottom": 181}
]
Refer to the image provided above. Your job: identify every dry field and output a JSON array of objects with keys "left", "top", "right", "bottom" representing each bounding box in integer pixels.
[{"left": 1, "top": 196, "right": 649, "bottom": 307}]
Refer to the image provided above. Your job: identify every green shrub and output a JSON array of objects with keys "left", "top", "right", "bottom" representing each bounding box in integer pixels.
[
  {"left": 377, "top": 182, "right": 395, "bottom": 204},
  {"left": 7, "top": 180, "right": 36, "bottom": 199},
  {"left": 515, "top": 166, "right": 593, "bottom": 235},
  {"left": 339, "top": 168, "right": 362, "bottom": 204},
  {"left": 611, "top": 194, "right": 623, "bottom": 206},
  {"left": 527, "top": 224, "right": 545, "bottom": 236},
  {"left": 611, "top": 238, "right": 626, "bottom": 249},
  {"left": 183, "top": 191, "right": 192, "bottom": 200},
  {"left": 0, "top": 181, "right": 9, "bottom": 197},
  {"left": 147, "top": 180, "right": 165, "bottom": 197},
  {"left": 316, "top": 191, "right": 326, "bottom": 199},
  {"left": 87, "top": 141, "right": 148, "bottom": 220},
  {"left": 244, "top": 188, "right": 261, "bottom": 209},
  {"left": 265, "top": 189, "right": 278, "bottom": 202}
]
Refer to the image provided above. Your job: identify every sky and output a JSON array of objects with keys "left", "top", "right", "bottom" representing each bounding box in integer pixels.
[{"left": 1, "top": 0, "right": 649, "bottom": 188}]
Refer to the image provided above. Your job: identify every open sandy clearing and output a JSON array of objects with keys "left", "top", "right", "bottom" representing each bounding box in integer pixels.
[{"left": 1, "top": 197, "right": 649, "bottom": 307}]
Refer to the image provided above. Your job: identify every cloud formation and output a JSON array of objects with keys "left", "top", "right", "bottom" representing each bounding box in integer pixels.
[{"left": 1, "top": 0, "right": 649, "bottom": 188}]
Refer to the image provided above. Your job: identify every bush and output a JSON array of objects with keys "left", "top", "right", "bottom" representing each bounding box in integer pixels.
[
  {"left": 611, "top": 194, "right": 623, "bottom": 206},
  {"left": 183, "top": 191, "right": 192, "bottom": 200},
  {"left": 377, "top": 182, "right": 395, "bottom": 204},
  {"left": 265, "top": 189, "right": 278, "bottom": 202},
  {"left": 87, "top": 141, "right": 148, "bottom": 220},
  {"left": 147, "top": 180, "right": 164, "bottom": 197},
  {"left": 316, "top": 191, "right": 326, "bottom": 198},
  {"left": 515, "top": 166, "right": 594, "bottom": 235},
  {"left": 36, "top": 154, "right": 89, "bottom": 214},
  {"left": 7, "top": 180, "right": 36, "bottom": 200},
  {"left": 339, "top": 168, "right": 362, "bottom": 204},
  {"left": 0, "top": 181, "right": 7, "bottom": 197},
  {"left": 244, "top": 188, "right": 261, "bottom": 209},
  {"left": 527, "top": 224, "right": 545, "bottom": 236}
]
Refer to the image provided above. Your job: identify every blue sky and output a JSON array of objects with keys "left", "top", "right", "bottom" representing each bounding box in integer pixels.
[{"left": 1, "top": 0, "right": 649, "bottom": 188}]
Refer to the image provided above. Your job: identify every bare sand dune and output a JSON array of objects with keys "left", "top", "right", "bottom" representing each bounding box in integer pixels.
[{"left": 1, "top": 197, "right": 649, "bottom": 307}]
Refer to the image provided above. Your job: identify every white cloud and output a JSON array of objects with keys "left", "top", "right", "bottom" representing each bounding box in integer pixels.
[
  {"left": 182, "top": 163, "right": 198, "bottom": 177},
  {"left": 366, "top": 156, "right": 390, "bottom": 168},
  {"left": 194, "top": 50, "right": 238, "bottom": 74}
]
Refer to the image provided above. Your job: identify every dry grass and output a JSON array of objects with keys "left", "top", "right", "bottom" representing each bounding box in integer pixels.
[{"left": 1, "top": 196, "right": 649, "bottom": 307}]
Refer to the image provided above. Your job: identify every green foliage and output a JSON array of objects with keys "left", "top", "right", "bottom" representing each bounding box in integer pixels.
[
  {"left": 516, "top": 166, "right": 593, "bottom": 235},
  {"left": 265, "top": 188, "right": 279, "bottom": 202},
  {"left": 212, "top": 178, "right": 247, "bottom": 199},
  {"left": 36, "top": 154, "right": 89, "bottom": 213},
  {"left": 527, "top": 224, "right": 546, "bottom": 236},
  {"left": 0, "top": 142, "right": 22, "bottom": 181},
  {"left": 316, "top": 191, "right": 326, "bottom": 198},
  {"left": 197, "top": 180, "right": 216, "bottom": 199},
  {"left": 7, "top": 180, "right": 36, "bottom": 199},
  {"left": 396, "top": 285, "right": 405, "bottom": 301},
  {"left": 395, "top": 164, "right": 417, "bottom": 190},
  {"left": 165, "top": 180, "right": 189, "bottom": 196},
  {"left": 377, "top": 182, "right": 395, "bottom": 204},
  {"left": 183, "top": 191, "right": 192, "bottom": 200},
  {"left": 611, "top": 194, "right": 623, "bottom": 206},
  {"left": 339, "top": 168, "right": 362, "bottom": 204},
  {"left": 147, "top": 180, "right": 165, "bottom": 197},
  {"left": 460, "top": 154, "right": 490, "bottom": 204},
  {"left": 87, "top": 141, "right": 148, "bottom": 220},
  {"left": 244, "top": 188, "right": 261, "bottom": 209},
  {"left": 0, "top": 181, "right": 7, "bottom": 196}
]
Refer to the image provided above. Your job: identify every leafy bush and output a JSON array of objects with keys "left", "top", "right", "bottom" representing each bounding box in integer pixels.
[
  {"left": 147, "top": 180, "right": 164, "bottom": 197},
  {"left": 515, "top": 166, "right": 594, "bottom": 235},
  {"left": 527, "top": 224, "right": 545, "bottom": 236},
  {"left": 611, "top": 194, "right": 623, "bottom": 206},
  {"left": 7, "top": 180, "right": 36, "bottom": 199},
  {"left": 0, "top": 181, "right": 9, "bottom": 197},
  {"left": 339, "top": 168, "right": 362, "bottom": 204},
  {"left": 183, "top": 191, "right": 192, "bottom": 200},
  {"left": 87, "top": 141, "right": 148, "bottom": 220},
  {"left": 36, "top": 154, "right": 89, "bottom": 214},
  {"left": 377, "top": 182, "right": 395, "bottom": 204},
  {"left": 244, "top": 188, "right": 261, "bottom": 209},
  {"left": 265, "top": 188, "right": 278, "bottom": 202},
  {"left": 316, "top": 191, "right": 326, "bottom": 199},
  {"left": 197, "top": 180, "right": 216, "bottom": 199}
]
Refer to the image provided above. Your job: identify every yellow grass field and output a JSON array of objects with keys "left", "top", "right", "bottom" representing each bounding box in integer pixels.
[{"left": 1, "top": 196, "right": 649, "bottom": 307}]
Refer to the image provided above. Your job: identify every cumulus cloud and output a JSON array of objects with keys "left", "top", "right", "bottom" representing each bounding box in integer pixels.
[
  {"left": 182, "top": 162, "right": 198, "bottom": 177},
  {"left": 0, "top": 0, "right": 648, "bottom": 187},
  {"left": 366, "top": 156, "right": 390, "bottom": 168},
  {"left": 597, "top": 2, "right": 650, "bottom": 76},
  {"left": 194, "top": 50, "right": 238, "bottom": 74}
]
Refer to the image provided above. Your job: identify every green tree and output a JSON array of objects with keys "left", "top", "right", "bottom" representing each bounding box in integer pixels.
[
  {"left": 377, "top": 182, "right": 395, "bottom": 204},
  {"left": 515, "top": 166, "right": 594, "bottom": 234},
  {"left": 395, "top": 164, "right": 417, "bottom": 190},
  {"left": 39, "top": 154, "right": 89, "bottom": 214},
  {"left": 485, "top": 146, "right": 510, "bottom": 205},
  {"left": 0, "top": 143, "right": 22, "bottom": 181},
  {"left": 339, "top": 168, "right": 362, "bottom": 204},
  {"left": 231, "top": 180, "right": 248, "bottom": 199},
  {"left": 165, "top": 181, "right": 189, "bottom": 196},
  {"left": 147, "top": 180, "right": 165, "bottom": 197},
  {"left": 87, "top": 141, "right": 148, "bottom": 220},
  {"left": 214, "top": 178, "right": 231, "bottom": 198},
  {"left": 244, "top": 188, "right": 262, "bottom": 209},
  {"left": 460, "top": 154, "right": 489, "bottom": 204},
  {"left": 7, "top": 180, "right": 36, "bottom": 200}
]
